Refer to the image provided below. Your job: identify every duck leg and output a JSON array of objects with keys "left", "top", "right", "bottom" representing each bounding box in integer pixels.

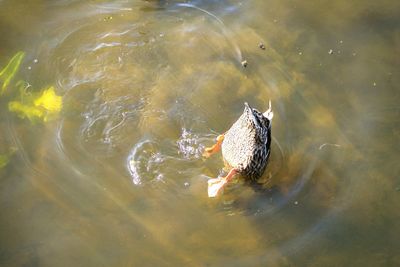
[
  {"left": 208, "top": 168, "right": 238, "bottom": 197},
  {"left": 202, "top": 134, "right": 224, "bottom": 158}
]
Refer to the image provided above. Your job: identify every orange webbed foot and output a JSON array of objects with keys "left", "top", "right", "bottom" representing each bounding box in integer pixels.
[
  {"left": 202, "top": 134, "right": 224, "bottom": 158},
  {"left": 208, "top": 177, "right": 227, "bottom": 197},
  {"left": 207, "top": 169, "right": 238, "bottom": 198}
]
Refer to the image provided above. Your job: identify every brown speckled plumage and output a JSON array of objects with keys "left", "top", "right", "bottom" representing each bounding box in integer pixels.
[{"left": 221, "top": 102, "right": 272, "bottom": 180}]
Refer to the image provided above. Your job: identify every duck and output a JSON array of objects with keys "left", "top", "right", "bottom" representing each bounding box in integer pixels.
[{"left": 203, "top": 101, "right": 273, "bottom": 197}]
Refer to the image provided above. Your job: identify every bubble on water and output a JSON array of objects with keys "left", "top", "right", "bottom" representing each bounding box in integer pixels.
[
  {"left": 150, "top": 152, "right": 164, "bottom": 164},
  {"left": 156, "top": 173, "right": 165, "bottom": 183},
  {"left": 177, "top": 128, "right": 204, "bottom": 159}
]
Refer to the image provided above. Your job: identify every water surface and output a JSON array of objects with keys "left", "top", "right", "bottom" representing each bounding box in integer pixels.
[{"left": 0, "top": 0, "right": 399, "bottom": 266}]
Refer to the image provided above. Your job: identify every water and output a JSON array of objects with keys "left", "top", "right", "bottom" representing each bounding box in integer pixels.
[{"left": 0, "top": 0, "right": 399, "bottom": 266}]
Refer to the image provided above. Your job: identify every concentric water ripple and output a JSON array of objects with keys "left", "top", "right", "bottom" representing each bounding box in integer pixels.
[{"left": 2, "top": 1, "right": 394, "bottom": 266}]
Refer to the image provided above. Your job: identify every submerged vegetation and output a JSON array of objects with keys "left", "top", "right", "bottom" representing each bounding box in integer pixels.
[
  {"left": 0, "top": 51, "right": 63, "bottom": 122},
  {"left": 9, "top": 85, "right": 62, "bottom": 122},
  {"left": 0, "top": 52, "right": 63, "bottom": 169},
  {"left": 0, "top": 51, "right": 25, "bottom": 95}
]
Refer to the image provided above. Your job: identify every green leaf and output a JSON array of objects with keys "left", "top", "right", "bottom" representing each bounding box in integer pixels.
[{"left": 0, "top": 51, "right": 25, "bottom": 94}]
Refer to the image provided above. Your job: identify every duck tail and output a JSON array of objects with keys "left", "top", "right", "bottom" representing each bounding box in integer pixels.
[{"left": 263, "top": 100, "right": 274, "bottom": 121}]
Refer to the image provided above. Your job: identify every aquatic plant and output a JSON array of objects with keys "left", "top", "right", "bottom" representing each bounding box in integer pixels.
[
  {"left": 0, "top": 51, "right": 25, "bottom": 95},
  {"left": 34, "top": 86, "right": 63, "bottom": 113},
  {"left": 0, "top": 51, "right": 63, "bottom": 122},
  {"left": 8, "top": 86, "right": 63, "bottom": 122}
]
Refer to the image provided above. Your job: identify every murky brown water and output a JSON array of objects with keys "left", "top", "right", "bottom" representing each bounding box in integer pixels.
[{"left": 1, "top": 0, "right": 399, "bottom": 266}]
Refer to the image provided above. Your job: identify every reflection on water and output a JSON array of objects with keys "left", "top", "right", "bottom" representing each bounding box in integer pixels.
[{"left": 0, "top": 0, "right": 399, "bottom": 266}]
